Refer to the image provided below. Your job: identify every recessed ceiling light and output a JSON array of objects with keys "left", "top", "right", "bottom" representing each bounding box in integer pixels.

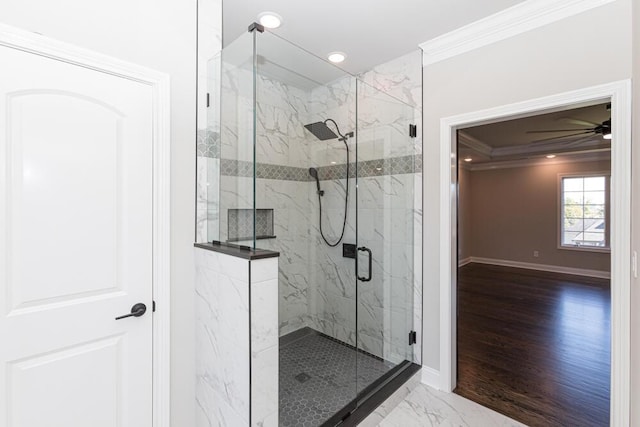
[
  {"left": 330, "top": 161, "right": 337, "bottom": 165},
  {"left": 546, "top": 154, "right": 556, "bottom": 159},
  {"left": 258, "top": 12, "right": 282, "bottom": 29},
  {"left": 327, "top": 52, "right": 346, "bottom": 63},
  {"left": 464, "top": 157, "right": 472, "bottom": 162}
]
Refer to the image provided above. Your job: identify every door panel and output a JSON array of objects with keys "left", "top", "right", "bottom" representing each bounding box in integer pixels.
[
  {"left": 8, "top": 336, "right": 122, "bottom": 427},
  {"left": 0, "top": 45, "right": 153, "bottom": 426},
  {"left": 7, "top": 92, "right": 124, "bottom": 311},
  {"left": 356, "top": 80, "right": 416, "bottom": 392}
]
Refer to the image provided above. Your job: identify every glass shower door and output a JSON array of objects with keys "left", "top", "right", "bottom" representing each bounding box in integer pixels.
[
  {"left": 355, "top": 80, "right": 418, "bottom": 394},
  {"left": 254, "top": 30, "right": 361, "bottom": 425}
]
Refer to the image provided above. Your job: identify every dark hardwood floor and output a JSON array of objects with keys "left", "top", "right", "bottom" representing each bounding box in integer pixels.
[{"left": 455, "top": 263, "right": 610, "bottom": 427}]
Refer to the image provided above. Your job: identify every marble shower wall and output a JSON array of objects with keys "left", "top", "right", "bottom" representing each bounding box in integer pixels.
[
  {"left": 358, "top": 50, "right": 422, "bottom": 110},
  {"left": 201, "top": 45, "right": 423, "bottom": 364},
  {"left": 195, "top": 249, "right": 250, "bottom": 426},
  {"left": 305, "top": 77, "right": 357, "bottom": 346},
  {"left": 195, "top": 248, "right": 279, "bottom": 427},
  {"left": 359, "top": 51, "right": 423, "bottom": 364},
  {"left": 215, "top": 63, "right": 317, "bottom": 335},
  {"left": 306, "top": 50, "right": 423, "bottom": 364},
  {"left": 255, "top": 76, "right": 313, "bottom": 338},
  {"left": 196, "top": 0, "right": 221, "bottom": 242}
]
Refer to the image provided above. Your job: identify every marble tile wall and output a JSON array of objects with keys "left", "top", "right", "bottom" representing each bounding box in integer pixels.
[
  {"left": 358, "top": 50, "right": 422, "bottom": 111},
  {"left": 195, "top": 248, "right": 250, "bottom": 427},
  {"left": 195, "top": 0, "right": 222, "bottom": 243},
  {"left": 309, "top": 173, "right": 416, "bottom": 363},
  {"left": 250, "top": 257, "right": 279, "bottom": 427},
  {"left": 195, "top": 248, "right": 279, "bottom": 427},
  {"left": 228, "top": 208, "right": 274, "bottom": 241},
  {"left": 201, "top": 45, "right": 424, "bottom": 365},
  {"left": 196, "top": 154, "right": 220, "bottom": 243},
  {"left": 306, "top": 52, "right": 423, "bottom": 364}
]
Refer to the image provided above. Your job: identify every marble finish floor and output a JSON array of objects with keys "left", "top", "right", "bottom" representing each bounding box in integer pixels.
[
  {"left": 378, "top": 383, "right": 527, "bottom": 427},
  {"left": 279, "top": 329, "right": 394, "bottom": 427}
]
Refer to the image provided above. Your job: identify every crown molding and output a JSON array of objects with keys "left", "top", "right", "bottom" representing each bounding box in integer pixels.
[
  {"left": 457, "top": 131, "right": 492, "bottom": 156},
  {"left": 459, "top": 130, "right": 610, "bottom": 161},
  {"left": 462, "top": 149, "right": 610, "bottom": 171},
  {"left": 419, "top": 0, "right": 617, "bottom": 66},
  {"left": 492, "top": 137, "right": 610, "bottom": 157}
]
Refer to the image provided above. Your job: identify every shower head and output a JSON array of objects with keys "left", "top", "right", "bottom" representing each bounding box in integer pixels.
[{"left": 304, "top": 121, "right": 339, "bottom": 141}]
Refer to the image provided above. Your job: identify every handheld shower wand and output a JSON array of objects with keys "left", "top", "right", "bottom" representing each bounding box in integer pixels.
[
  {"left": 304, "top": 119, "right": 353, "bottom": 247},
  {"left": 308, "top": 167, "right": 324, "bottom": 196}
]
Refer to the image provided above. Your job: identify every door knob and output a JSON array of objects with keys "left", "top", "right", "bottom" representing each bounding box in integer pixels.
[{"left": 115, "top": 303, "right": 147, "bottom": 320}]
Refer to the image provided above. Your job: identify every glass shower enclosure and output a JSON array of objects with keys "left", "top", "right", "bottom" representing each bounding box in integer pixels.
[{"left": 197, "top": 24, "right": 421, "bottom": 426}]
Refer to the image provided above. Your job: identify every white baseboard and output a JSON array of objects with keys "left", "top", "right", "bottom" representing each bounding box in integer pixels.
[
  {"left": 469, "top": 256, "right": 610, "bottom": 279},
  {"left": 420, "top": 366, "right": 441, "bottom": 390},
  {"left": 458, "top": 257, "right": 472, "bottom": 267}
]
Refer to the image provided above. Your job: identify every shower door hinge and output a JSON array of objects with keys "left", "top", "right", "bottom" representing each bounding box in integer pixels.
[
  {"left": 409, "top": 330, "right": 417, "bottom": 345},
  {"left": 248, "top": 22, "right": 265, "bottom": 33},
  {"left": 409, "top": 124, "right": 417, "bottom": 138},
  {"left": 206, "top": 93, "right": 210, "bottom": 108}
]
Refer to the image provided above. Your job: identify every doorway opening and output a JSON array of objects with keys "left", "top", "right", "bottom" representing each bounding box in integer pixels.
[
  {"left": 439, "top": 81, "right": 631, "bottom": 426},
  {"left": 455, "top": 102, "right": 612, "bottom": 425}
]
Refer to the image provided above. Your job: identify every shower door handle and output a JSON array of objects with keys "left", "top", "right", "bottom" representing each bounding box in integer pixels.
[{"left": 357, "top": 246, "right": 372, "bottom": 282}]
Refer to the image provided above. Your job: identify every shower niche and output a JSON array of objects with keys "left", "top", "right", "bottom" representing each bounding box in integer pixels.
[
  {"left": 228, "top": 208, "right": 275, "bottom": 242},
  {"left": 196, "top": 21, "right": 423, "bottom": 427}
]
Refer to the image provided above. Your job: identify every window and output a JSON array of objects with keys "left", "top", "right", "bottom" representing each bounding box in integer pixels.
[{"left": 560, "top": 174, "right": 609, "bottom": 250}]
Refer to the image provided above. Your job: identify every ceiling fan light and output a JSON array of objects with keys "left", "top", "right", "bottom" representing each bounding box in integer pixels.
[{"left": 603, "top": 133, "right": 612, "bottom": 140}]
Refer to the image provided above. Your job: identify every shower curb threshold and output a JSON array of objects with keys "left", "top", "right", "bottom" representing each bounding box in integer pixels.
[{"left": 331, "top": 362, "right": 421, "bottom": 427}]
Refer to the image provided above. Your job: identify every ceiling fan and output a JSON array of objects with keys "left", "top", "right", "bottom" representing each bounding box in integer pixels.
[
  {"left": 526, "top": 118, "right": 612, "bottom": 143},
  {"left": 526, "top": 103, "right": 612, "bottom": 143}
]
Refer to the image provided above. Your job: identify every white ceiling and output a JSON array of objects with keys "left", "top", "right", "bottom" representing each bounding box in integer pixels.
[{"left": 223, "top": 0, "right": 527, "bottom": 74}]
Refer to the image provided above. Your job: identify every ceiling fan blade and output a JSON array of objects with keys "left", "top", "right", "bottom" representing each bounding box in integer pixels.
[
  {"left": 558, "top": 117, "right": 600, "bottom": 127},
  {"left": 526, "top": 128, "right": 593, "bottom": 134},
  {"left": 562, "top": 134, "right": 610, "bottom": 147},
  {"left": 531, "top": 131, "right": 595, "bottom": 143}
]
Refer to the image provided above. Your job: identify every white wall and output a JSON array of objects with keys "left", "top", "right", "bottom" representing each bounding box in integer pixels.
[
  {"left": 422, "top": 0, "right": 632, "bottom": 371},
  {"left": 457, "top": 167, "right": 472, "bottom": 261},
  {"left": 463, "top": 161, "right": 611, "bottom": 272},
  {"left": 631, "top": 0, "right": 640, "bottom": 423},
  {"left": 0, "top": 0, "right": 212, "bottom": 425}
]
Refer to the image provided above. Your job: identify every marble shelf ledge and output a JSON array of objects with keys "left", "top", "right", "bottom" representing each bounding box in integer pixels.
[{"left": 194, "top": 241, "right": 279, "bottom": 260}]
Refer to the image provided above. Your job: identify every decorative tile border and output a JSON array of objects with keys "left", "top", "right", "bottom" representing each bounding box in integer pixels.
[
  {"left": 218, "top": 154, "right": 422, "bottom": 181},
  {"left": 197, "top": 129, "right": 220, "bottom": 158}
]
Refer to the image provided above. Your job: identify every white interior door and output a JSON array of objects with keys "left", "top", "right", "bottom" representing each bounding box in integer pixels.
[{"left": 0, "top": 44, "right": 153, "bottom": 427}]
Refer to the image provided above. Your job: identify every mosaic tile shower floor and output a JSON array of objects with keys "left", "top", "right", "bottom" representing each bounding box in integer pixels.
[{"left": 279, "top": 330, "right": 395, "bottom": 427}]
